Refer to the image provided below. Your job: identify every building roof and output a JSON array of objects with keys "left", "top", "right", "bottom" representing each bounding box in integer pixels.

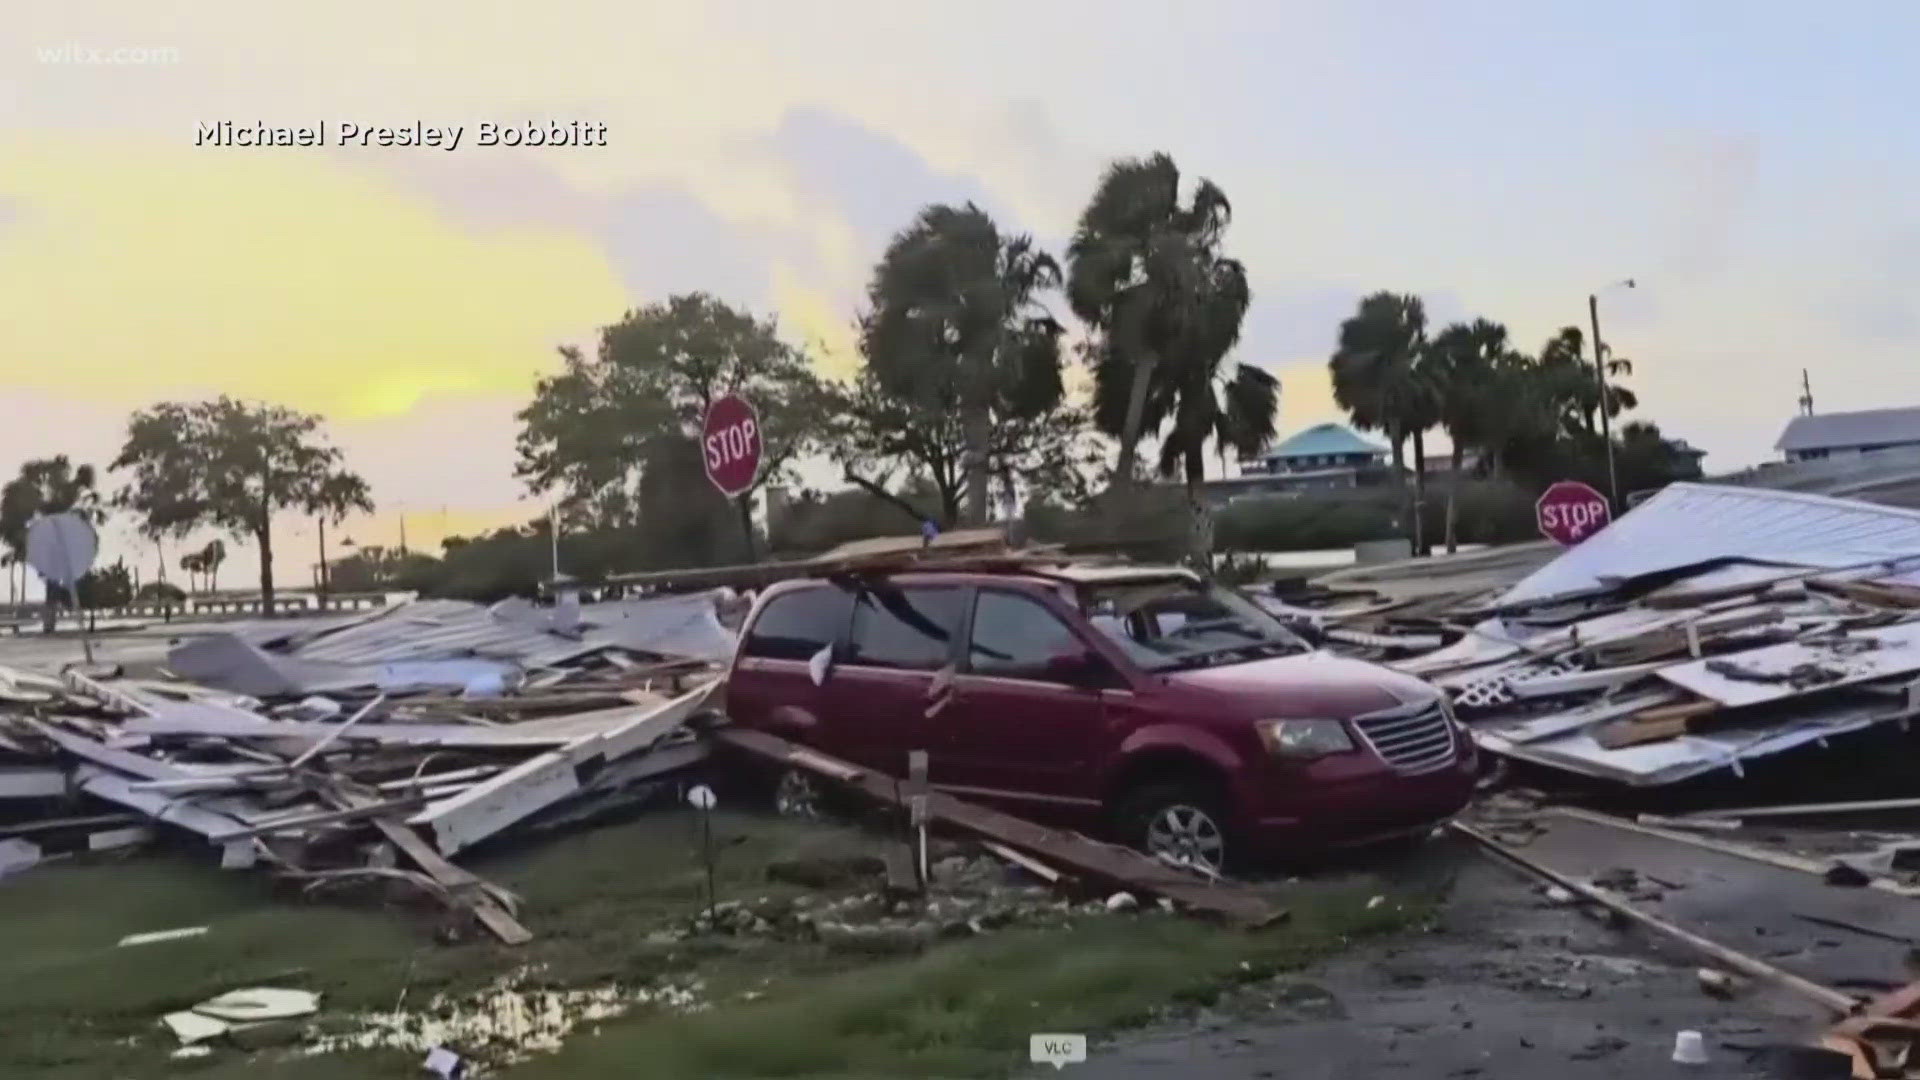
[
  {"left": 1774, "top": 407, "right": 1920, "bottom": 452},
  {"left": 1497, "top": 481, "right": 1920, "bottom": 607},
  {"left": 1264, "top": 423, "right": 1387, "bottom": 459}
]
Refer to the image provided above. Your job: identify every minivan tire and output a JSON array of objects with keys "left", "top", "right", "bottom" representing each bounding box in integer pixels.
[{"left": 1114, "top": 780, "right": 1234, "bottom": 877}]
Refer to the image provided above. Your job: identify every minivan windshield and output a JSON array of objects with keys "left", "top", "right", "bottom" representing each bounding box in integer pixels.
[{"left": 1078, "top": 576, "right": 1311, "bottom": 672}]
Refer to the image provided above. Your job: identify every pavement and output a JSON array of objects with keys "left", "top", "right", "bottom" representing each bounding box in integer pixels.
[
  {"left": 1028, "top": 836, "right": 1836, "bottom": 1079},
  {"left": 0, "top": 615, "right": 305, "bottom": 674}
]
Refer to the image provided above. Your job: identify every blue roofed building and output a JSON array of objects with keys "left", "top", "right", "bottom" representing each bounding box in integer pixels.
[
  {"left": 1241, "top": 423, "right": 1390, "bottom": 477},
  {"left": 1191, "top": 422, "right": 1395, "bottom": 506}
]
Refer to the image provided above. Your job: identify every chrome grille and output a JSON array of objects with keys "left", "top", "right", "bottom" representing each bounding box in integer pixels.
[{"left": 1352, "top": 701, "right": 1457, "bottom": 775}]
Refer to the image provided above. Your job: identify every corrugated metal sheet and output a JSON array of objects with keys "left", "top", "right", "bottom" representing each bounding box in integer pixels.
[
  {"left": 1475, "top": 696, "right": 1917, "bottom": 787},
  {"left": 1497, "top": 483, "right": 1920, "bottom": 607},
  {"left": 281, "top": 594, "right": 734, "bottom": 668}
]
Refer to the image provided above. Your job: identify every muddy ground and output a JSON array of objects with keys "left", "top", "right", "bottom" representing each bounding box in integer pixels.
[{"left": 1031, "top": 836, "right": 1832, "bottom": 1079}]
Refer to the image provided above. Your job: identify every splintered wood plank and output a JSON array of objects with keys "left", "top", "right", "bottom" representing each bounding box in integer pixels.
[
  {"left": 321, "top": 782, "right": 531, "bottom": 946},
  {"left": 712, "top": 726, "right": 1284, "bottom": 927}
]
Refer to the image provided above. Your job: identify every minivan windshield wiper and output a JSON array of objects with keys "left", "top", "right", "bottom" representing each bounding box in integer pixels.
[{"left": 1152, "top": 638, "right": 1303, "bottom": 671}]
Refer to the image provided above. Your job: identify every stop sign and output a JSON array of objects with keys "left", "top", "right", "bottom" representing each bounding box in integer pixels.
[
  {"left": 1535, "top": 480, "right": 1612, "bottom": 545},
  {"left": 701, "top": 393, "right": 762, "bottom": 498}
]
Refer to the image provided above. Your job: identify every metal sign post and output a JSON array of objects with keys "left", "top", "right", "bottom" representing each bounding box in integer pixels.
[{"left": 26, "top": 512, "right": 99, "bottom": 665}]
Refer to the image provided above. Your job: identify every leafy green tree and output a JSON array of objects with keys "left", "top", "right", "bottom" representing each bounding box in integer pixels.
[
  {"left": 136, "top": 580, "right": 187, "bottom": 605},
  {"left": 113, "top": 397, "right": 373, "bottom": 615},
  {"left": 517, "top": 294, "right": 829, "bottom": 559},
  {"left": 1067, "top": 153, "right": 1253, "bottom": 491},
  {"left": 1330, "top": 292, "right": 1440, "bottom": 552},
  {"left": 829, "top": 368, "right": 1101, "bottom": 529},
  {"left": 860, "top": 204, "right": 1067, "bottom": 525}
]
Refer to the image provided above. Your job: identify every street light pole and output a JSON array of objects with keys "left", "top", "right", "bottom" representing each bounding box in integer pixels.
[{"left": 1588, "top": 279, "right": 1635, "bottom": 511}]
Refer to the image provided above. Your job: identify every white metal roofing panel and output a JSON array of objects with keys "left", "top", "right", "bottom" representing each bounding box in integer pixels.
[
  {"left": 1774, "top": 407, "right": 1920, "bottom": 452},
  {"left": 1497, "top": 482, "right": 1920, "bottom": 607},
  {"left": 1472, "top": 696, "right": 1913, "bottom": 786}
]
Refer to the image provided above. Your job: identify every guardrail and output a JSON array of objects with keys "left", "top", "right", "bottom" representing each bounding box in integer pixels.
[{"left": 0, "top": 592, "right": 390, "bottom": 624}]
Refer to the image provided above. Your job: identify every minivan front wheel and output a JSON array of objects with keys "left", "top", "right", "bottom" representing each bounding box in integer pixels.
[{"left": 1116, "top": 781, "right": 1232, "bottom": 877}]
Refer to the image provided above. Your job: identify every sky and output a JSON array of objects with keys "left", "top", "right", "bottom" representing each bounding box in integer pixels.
[{"left": 4, "top": 1, "right": 1919, "bottom": 595}]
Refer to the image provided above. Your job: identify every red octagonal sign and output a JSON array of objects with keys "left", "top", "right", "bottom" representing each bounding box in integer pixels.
[
  {"left": 1535, "top": 480, "right": 1612, "bottom": 546},
  {"left": 701, "top": 393, "right": 763, "bottom": 499}
]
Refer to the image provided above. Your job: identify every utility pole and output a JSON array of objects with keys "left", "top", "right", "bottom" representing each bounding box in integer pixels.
[
  {"left": 548, "top": 496, "right": 561, "bottom": 583},
  {"left": 316, "top": 515, "right": 329, "bottom": 610},
  {"left": 1588, "top": 283, "right": 1633, "bottom": 511},
  {"left": 397, "top": 511, "right": 408, "bottom": 558},
  {"left": 1799, "top": 369, "right": 1815, "bottom": 417}
]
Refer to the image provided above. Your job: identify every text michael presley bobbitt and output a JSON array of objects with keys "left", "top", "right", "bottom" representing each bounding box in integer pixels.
[{"left": 194, "top": 120, "right": 608, "bottom": 150}]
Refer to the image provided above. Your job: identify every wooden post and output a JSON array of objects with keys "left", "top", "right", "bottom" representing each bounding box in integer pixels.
[{"left": 907, "top": 750, "right": 929, "bottom": 890}]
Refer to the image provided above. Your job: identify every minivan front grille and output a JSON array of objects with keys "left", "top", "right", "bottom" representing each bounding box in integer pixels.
[{"left": 1352, "top": 701, "right": 1457, "bottom": 775}]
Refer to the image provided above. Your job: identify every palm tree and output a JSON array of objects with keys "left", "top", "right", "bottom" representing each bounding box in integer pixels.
[
  {"left": 1329, "top": 293, "right": 1439, "bottom": 552},
  {"left": 1426, "top": 319, "right": 1522, "bottom": 552},
  {"left": 861, "top": 204, "right": 1066, "bottom": 525},
  {"left": 1537, "top": 326, "right": 1637, "bottom": 442},
  {"left": 201, "top": 538, "right": 227, "bottom": 593},
  {"left": 1067, "top": 153, "right": 1251, "bottom": 491},
  {"left": 179, "top": 550, "right": 205, "bottom": 594}
]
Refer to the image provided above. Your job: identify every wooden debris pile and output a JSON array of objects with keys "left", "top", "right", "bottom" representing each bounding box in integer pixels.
[
  {"left": 0, "top": 595, "right": 735, "bottom": 944},
  {"left": 1342, "top": 563, "right": 1920, "bottom": 787}
]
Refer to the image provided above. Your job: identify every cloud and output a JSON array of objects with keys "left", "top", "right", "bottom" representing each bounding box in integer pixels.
[
  {"left": 0, "top": 135, "right": 628, "bottom": 418},
  {"left": 761, "top": 106, "right": 1009, "bottom": 255}
]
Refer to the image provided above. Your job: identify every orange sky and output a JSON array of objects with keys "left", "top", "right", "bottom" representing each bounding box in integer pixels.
[{"left": 7, "top": 1, "right": 1918, "bottom": 595}]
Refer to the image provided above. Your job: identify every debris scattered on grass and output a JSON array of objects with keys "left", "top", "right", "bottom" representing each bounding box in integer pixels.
[{"left": 117, "top": 925, "right": 208, "bottom": 947}]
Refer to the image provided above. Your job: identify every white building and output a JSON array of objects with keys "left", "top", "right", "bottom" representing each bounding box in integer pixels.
[{"left": 1775, "top": 406, "right": 1920, "bottom": 463}]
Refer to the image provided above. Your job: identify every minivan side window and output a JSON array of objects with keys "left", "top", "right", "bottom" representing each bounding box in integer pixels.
[
  {"left": 740, "top": 586, "right": 852, "bottom": 661},
  {"left": 846, "top": 586, "right": 966, "bottom": 671},
  {"left": 968, "top": 590, "right": 1084, "bottom": 681}
]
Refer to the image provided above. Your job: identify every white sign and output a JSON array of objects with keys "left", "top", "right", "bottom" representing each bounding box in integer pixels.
[
  {"left": 686, "top": 785, "right": 717, "bottom": 810},
  {"left": 25, "top": 512, "right": 99, "bottom": 587},
  {"left": 1029, "top": 1033, "right": 1087, "bottom": 1070}
]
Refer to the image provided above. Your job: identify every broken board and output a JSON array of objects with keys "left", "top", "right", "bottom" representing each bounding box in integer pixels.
[
  {"left": 712, "top": 726, "right": 1284, "bottom": 927},
  {"left": 1657, "top": 620, "right": 1920, "bottom": 708}
]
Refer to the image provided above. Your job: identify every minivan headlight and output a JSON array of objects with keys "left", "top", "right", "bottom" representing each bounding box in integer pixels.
[{"left": 1255, "top": 718, "right": 1355, "bottom": 759}]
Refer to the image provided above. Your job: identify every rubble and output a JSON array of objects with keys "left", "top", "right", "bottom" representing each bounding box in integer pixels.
[
  {"left": 0, "top": 593, "right": 733, "bottom": 944},
  {"left": 1287, "top": 483, "right": 1920, "bottom": 787}
]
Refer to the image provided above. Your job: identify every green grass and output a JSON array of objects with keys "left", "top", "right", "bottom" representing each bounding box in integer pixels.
[
  {"left": 0, "top": 810, "right": 1447, "bottom": 1080},
  {"left": 505, "top": 878, "right": 1440, "bottom": 1080}
]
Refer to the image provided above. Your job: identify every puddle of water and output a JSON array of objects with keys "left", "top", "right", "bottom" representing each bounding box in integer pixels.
[{"left": 305, "top": 968, "right": 703, "bottom": 1069}]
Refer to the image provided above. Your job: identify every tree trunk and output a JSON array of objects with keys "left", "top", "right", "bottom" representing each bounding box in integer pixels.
[
  {"left": 961, "top": 371, "right": 993, "bottom": 527},
  {"left": 1113, "top": 353, "right": 1160, "bottom": 490},
  {"left": 1445, "top": 444, "right": 1464, "bottom": 554},
  {"left": 1410, "top": 430, "right": 1429, "bottom": 557},
  {"left": 1184, "top": 442, "right": 1213, "bottom": 572},
  {"left": 257, "top": 523, "right": 276, "bottom": 617},
  {"left": 1387, "top": 421, "right": 1411, "bottom": 547},
  {"left": 735, "top": 494, "right": 757, "bottom": 561}
]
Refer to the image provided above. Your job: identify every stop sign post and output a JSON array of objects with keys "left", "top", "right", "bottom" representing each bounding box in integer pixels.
[
  {"left": 701, "top": 394, "right": 763, "bottom": 499},
  {"left": 1536, "top": 480, "right": 1612, "bottom": 546}
]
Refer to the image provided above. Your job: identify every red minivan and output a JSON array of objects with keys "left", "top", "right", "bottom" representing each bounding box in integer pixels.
[{"left": 724, "top": 563, "right": 1476, "bottom": 872}]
